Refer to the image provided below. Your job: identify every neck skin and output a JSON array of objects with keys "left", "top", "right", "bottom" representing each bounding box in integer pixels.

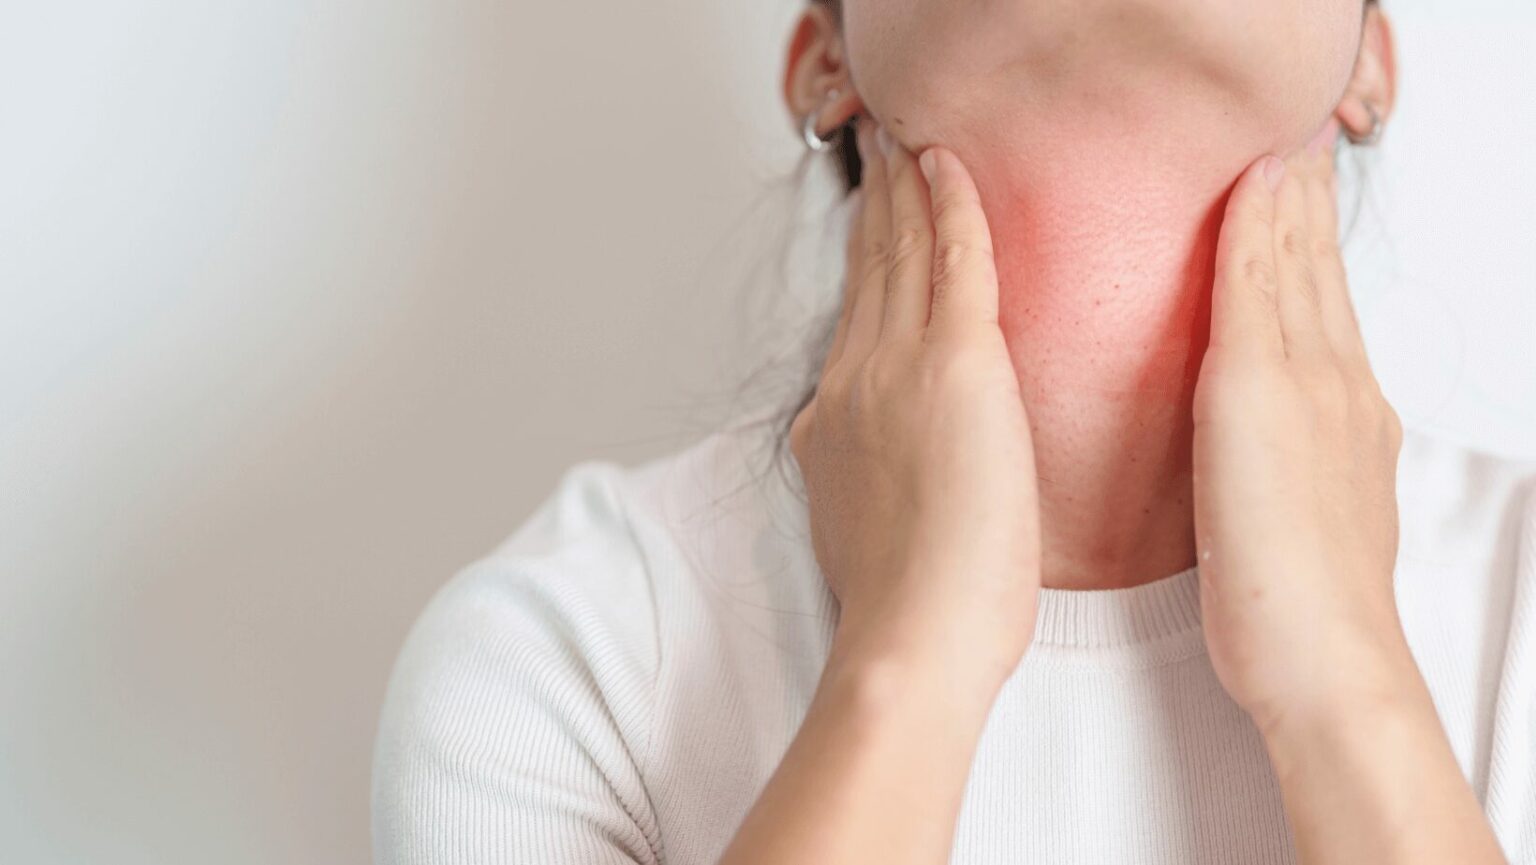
[{"left": 952, "top": 110, "right": 1266, "bottom": 591}]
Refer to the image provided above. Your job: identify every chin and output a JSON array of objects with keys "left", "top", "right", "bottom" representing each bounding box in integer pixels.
[{"left": 847, "top": 1, "right": 1360, "bottom": 175}]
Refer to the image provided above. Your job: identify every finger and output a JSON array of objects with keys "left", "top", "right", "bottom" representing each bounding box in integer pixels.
[
  {"left": 823, "top": 188, "right": 868, "bottom": 372},
  {"left": 1303, "top": 150, "right": 1370, "bottom": 365},
  {"left": 1272, "top": 154, "right": 1331, "bottom": 359},
  {"left": 841, "top": 118, "right": 891, "bottom": 365},
  {"left": 918, "top": 146, "right": 1000, "bottom": 338},
  {"left": 1210, "top": 155, "right": 1285, "bottom": 360},
  {"left": 878, "top": 126, "right": 935, "bottom": 340}
]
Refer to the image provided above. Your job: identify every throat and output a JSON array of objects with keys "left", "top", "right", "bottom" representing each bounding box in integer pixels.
[{"left": 970, "top": 150, "right": 1229, "bottom": 591}]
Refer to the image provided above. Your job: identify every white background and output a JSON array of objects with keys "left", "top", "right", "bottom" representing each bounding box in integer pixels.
[{"left": 1, "top": 2, "right": 1531, "bottom": 863}]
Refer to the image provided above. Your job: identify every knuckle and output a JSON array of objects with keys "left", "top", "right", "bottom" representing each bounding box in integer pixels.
[
  {"left": 930, "top": 189, "right": 977, "bottom": 227},
  {"left": 1242, "top": 257, "right": 1276, "bottom": 287},
  {"left": 1281, "top": 229, "right": 1309, "bottom": 258},
  {"left": 1239, "top": 201, "right": 1275, "bottom": 231},
  {"left": 888, "top": 225, "right": 928, "bottom": 269},
  {"left": 862, "top": 236, "right": 891, "bottom": 271},
  {"left": 1241, "top": 257, "right": 1278, "bottom": 304},
  {"left": 1311, "top": 236, "right": 1343, "bottom": 265},
  {"left": 1234, "top": 198, "right": 1271, "bottom": 227},
  {"left": 931, "top": 239, "right": 991, "bottom": 293},
  {"left": 1294, "top": 266, "right": 1320, "bottom": 303}
]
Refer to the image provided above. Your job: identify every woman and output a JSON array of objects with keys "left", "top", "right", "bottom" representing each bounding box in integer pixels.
[{"left": 372, "top": 1, "right": 1535, "bottom": 862}]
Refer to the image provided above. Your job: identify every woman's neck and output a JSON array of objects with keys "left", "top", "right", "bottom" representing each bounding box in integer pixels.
[{"left": 960, "top": 128, "right": 1242, "bottom": 591}]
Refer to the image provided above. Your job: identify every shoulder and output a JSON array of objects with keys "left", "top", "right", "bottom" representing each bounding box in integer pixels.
[
  {"left": 385, "top": 418, "right": 792, "bottom": 683},
  {"left": 370, "top": 455, "right": 663, "bottom": 862},
  {"left": 367, "top": 427, "right": 749, "bottom": 859},
  {"left": 381, "top": 455, "right": 659, "bottom": 719},
  {"left": 371, "top": 419, "right": 817, "bottom": 860},
  {"left": 374, "top": 424, "right": 773, "bottom": 756}
]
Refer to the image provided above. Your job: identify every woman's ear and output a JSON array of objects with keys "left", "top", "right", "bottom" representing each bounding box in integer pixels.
[
  {"left": 782, "top": 4, "right": 864, "bottom": 142},
  {"left": 1335, "top": 5, "right": 1397, "bottom": 143}
]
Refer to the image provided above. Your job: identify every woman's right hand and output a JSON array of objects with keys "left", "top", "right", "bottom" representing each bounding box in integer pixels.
[{"left": 789, "top": 118, "right": 1042, "bottom": 693}]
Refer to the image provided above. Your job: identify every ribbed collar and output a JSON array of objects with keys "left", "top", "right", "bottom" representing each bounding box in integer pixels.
[
  {"left": 751, "top": 420, "right": 1208, "bottom": 665},
  {"left": 1032, "top": 565, "right": 1203, "bottom": 652}
]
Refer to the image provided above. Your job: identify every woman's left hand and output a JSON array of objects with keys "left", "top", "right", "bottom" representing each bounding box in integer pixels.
[{"left": 1192, "top": 143, "right": 1416, "bottom": 736}]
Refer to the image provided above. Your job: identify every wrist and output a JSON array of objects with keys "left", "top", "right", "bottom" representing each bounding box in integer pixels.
[
  {"left": 1237, "top": 608, "right": 1421, "bottom": 730},
  {"left": 1254, "top": 641, "right": 1435, "bottom": 753},
  {"left": 1254, "top": 654, "right": 1502, "bottom": 864},
  {"left": 832, "top": 577, "right": 1036, "bottom": 681},
  {"left": 824, "top": 614, "right": 1019, "bottom": 722}
]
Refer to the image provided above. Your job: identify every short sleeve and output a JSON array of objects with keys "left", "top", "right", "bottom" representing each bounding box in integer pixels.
[{"left": 371, "top": 463, "right": 663, "bottom": 865}]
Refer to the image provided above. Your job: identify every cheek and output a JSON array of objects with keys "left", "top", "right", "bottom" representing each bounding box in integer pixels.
[
  {"left": 1243, "top": 4, "right": 1365, "bottom": 136},
  {"left": 839, "top": 0, "right": 973, "bottom": 131}
]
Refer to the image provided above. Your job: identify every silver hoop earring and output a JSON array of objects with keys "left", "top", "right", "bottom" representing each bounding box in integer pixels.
[
  {"left": 1347, "top": 102, "right": 1384, "bottom": 147},
  {"left": 802, "top": 89, "right": 843, "bottom": 152}
]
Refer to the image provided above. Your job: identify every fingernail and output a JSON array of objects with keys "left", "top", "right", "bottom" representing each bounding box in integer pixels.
[
  {"left": 1262, "top": 156, "right": 1286, "bottom": 191},
  {"left": 876, "top": 126, "right": 895, "bottom": 156},
  {"left": 855, "top": 121, "right": 870, "bottom": 160},
  {"left": 918, "top": 149, "right": 938, "bottom": 183}
]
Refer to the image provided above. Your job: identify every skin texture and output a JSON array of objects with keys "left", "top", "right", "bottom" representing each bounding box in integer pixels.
[
  {"left": 788, "top": 0, "right": 1395, "bottom": 589},
  {"left": 714, "top": 2, "right": 1512, "bottom": 864},
  {"left": 789, "top": 123, "right": 1041, "bottom": 689}
]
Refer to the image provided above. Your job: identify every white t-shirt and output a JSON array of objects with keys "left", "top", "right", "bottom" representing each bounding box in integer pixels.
[{"left": 371, "top": 418, "right": 1536, "bottom": 864}]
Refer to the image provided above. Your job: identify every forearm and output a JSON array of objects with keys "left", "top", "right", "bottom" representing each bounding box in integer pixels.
[
  {"left": 718, "top": 626, "right": 1004, "bottom": 865},
  {"left": 1260, "top": 657, "right": 1507, "bottom": 865}
]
